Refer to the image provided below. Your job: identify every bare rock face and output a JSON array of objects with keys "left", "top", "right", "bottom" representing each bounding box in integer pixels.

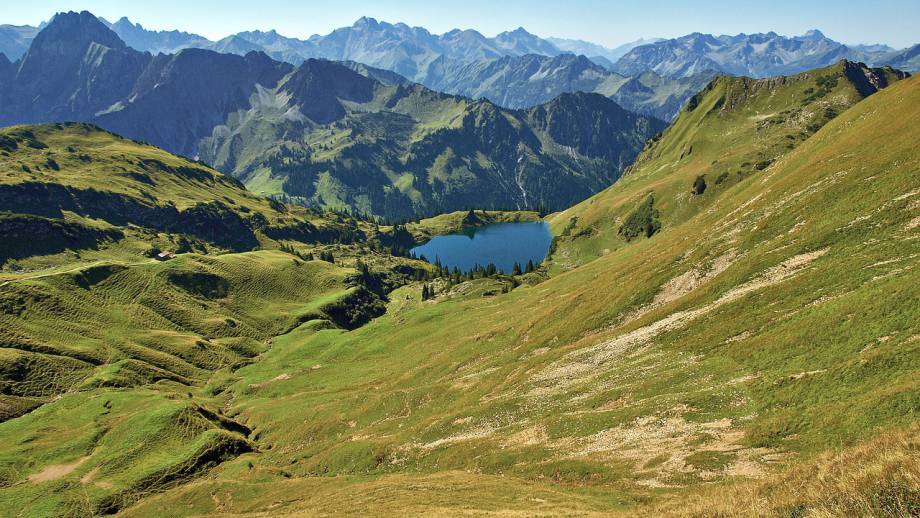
[
  {"left": 841, "top": 60, "right": 910, "bottom": 96},
  {"left": 612, "top": 30, "right": 886, "bottom": 79},
  {"left": 2, "top": 11, "right": 150, "bottom": 124}
]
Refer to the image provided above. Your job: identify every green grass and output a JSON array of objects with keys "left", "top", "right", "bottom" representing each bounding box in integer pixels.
[
  {"left": 198, "top": 73, "right": 663, "bottom": 220},
  {"left": 405, "top": 209, "right": 541, "bottom": 242},
  {"left": 0, "top": 66, "right": 917, "bottom": 516}
]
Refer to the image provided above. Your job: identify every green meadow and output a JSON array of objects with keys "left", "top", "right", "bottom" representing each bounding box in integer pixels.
[{"left": 0, "top": 64, "right": 917, "bottom": 516}]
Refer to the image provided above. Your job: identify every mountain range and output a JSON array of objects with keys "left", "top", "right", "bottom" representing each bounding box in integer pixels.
[
  {"left": 611, "top": 29, "right": 917, "bottom": 78},
  {"left": 0, "top": 11, "right": 665, "bottom": 219},
  {"left": 0, "top": 38, "right": 916, "bottom": 516},
  {"left": 547, "top": 36, "right": 664, "bottom": 65},
  {"left": 0, "top": 23, "right": 37, "bottom": 60},
  {"left": 2, "top": 15, "right": 916, "bottom": 122},
  {"left": 420, "top": 52, "right": 716, "bottom": 120}
]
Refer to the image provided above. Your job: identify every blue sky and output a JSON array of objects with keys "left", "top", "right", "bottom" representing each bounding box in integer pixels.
[{"left": 6, "top": 0, "right": 919, "bottom": 48}]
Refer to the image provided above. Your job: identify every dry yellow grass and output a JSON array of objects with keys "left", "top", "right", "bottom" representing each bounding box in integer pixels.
[{"left": 643, "top": 425, "right": 920, "bottom": 517}]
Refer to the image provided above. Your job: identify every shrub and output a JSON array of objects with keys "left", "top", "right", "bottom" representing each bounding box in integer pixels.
[
  {"left": 619, "top": 194, "right": 661, "bottom": 241},
  {"left": 692, "top": 175, "right": 707, "bottom": 195}
]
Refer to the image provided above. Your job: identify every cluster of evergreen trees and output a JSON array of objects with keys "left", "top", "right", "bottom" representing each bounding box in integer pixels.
[
  {"left": 409, "top": 255, "right": 540, "bottom": 301},
  {"left": 279, "top": 242, "right": 336, "bottom": 263},
  {"left": 413, "top": 256, "right": 537, "bottom": 278},
  {"left": 619, "top": 194, "right": 661, "bottom": 241},
  {"left": 410, "top": 256, "right": 538, "bottom": 282},
  {"left": 370, "top": 224, "right": 416, "bottom": 257}
]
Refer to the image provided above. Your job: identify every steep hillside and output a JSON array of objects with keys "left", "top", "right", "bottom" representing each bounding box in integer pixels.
[
  {"left": 613, "top": 29, "right": 897, "bottom": 78},
  {"left": 88, "top": 69, "right": 916, "bottom": 517},
  {"left": 2, "top": 64, "right": 911, "bottom": 516},
  {"left": 198, "top": 61, "right": 665, "bottom": 219},
  {"left": 549, "top": 60, "right": 908, "bottom": 268},
  {"left": 95, "top": 49, "right": 292, "bottom": 157},
  {"left": 0, "top": 12, "right": 664, "bottom": 220}
]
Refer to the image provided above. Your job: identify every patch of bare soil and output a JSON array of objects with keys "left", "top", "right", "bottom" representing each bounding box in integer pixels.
[
  {"left": 28, "top": 456, "right": 90, "bottom": 483},
  {"left": 248, "top": 372, "right": 291, "bottom": 389},
  {"left": 555, "top": 407, "right": 779, "bottom": 487},
  {"left": 80, "top": 466, "right": 114, "bottom": 489},
  {"left": 503, "top": 425, "right": 550, "bottom": 448}
]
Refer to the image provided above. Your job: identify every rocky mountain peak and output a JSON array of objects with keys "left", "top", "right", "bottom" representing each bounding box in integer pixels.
[
  {"left": 353, "top": 16, "right": 380, "bottom": 29},
  {"left": 36, "top": 11, "right": 126, "bottom": 51},
  {"left": 801, "top": 29, "right": 826, "bottom": 40}
]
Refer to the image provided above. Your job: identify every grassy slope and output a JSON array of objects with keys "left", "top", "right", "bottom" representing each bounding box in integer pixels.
[
  {"left": 0, "top": 124, "right": 439, "bottom": 514},
  {"left": 0, "top": 123, "right": 382, "bottom": 271},
  {"left": 0, "top": 246, "right": 375, "bottom": 514},
  {"left": 107, "top": 72, "right": 919, "bottom": 516},
  {"left": 546, "top": 61, "right": 905, "bottom": 270},
  {"left": 0, "top": 123, "right": 260, "bottom": 211}
]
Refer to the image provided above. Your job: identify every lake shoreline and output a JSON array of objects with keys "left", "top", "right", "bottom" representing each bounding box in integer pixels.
[{"left": 409, "top": 221, "right": 553, "bottom": 275}]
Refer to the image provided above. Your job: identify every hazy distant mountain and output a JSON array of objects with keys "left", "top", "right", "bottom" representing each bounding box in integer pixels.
[
  {"left": 242, "top": 17, "right": 567, "bottom": 81},
  {"left": 850, "top": 43, "right": 896, "bottom": 54},
  {"left": 0, "top": 11, "right": 665, "bottom": 219},
  {"left": 493, "top": 27, "right": 560, "bottom": 55},
  {"left": 0, "top": 24, "right": 39, "bottom": 60},
  {"left": 612, "top": 30, "right": 907, "bottom": 78},
  {"left": 548, "top": 36, "right": 663, "bottom": 63},
  {"left": 0, "top": 11, "right": 292, "bottom": 157},
  {"left": 218, "top": 30, "right": 314, "bottom": 64},
  {"left": 102, "top": 16, "right": 210, "bottom": 54},
  {"left": 425, "top": 54, "right": 623, "bottom": 107},
  {"left": 881, "top": 43, "right": 920, "bottom": 73},
  {"left": 422, "top": 52, "right": 714, "bottom": 121},
  {"left": 191, "top": 20, "right": 707, "bottom": 121}
]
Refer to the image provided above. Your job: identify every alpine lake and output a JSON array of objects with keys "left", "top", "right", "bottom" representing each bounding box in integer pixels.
[{"left": 409, "top": 221, "right": 553, "bottom": 274}]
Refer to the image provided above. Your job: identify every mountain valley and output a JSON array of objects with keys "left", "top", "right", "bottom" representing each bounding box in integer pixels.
[{"left": 0, "top": 6, "right": 918, "bottom": 517}]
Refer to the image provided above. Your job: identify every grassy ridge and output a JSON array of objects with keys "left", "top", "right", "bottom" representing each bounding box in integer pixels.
[
  {"left": 0, "top": 123, "right": 431, "bottom": 514},
  {"left": 101, "top": 71, "right": 919, "bottom": 515},
  {"left": 0, "top": 122, "right": 388, "bottom": 272},
  {"left": 0, "top": 66, "right": 917, "bottom": 516},
  {"left": 547, "top": 60, "right": 907, "bottom": 270}
]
